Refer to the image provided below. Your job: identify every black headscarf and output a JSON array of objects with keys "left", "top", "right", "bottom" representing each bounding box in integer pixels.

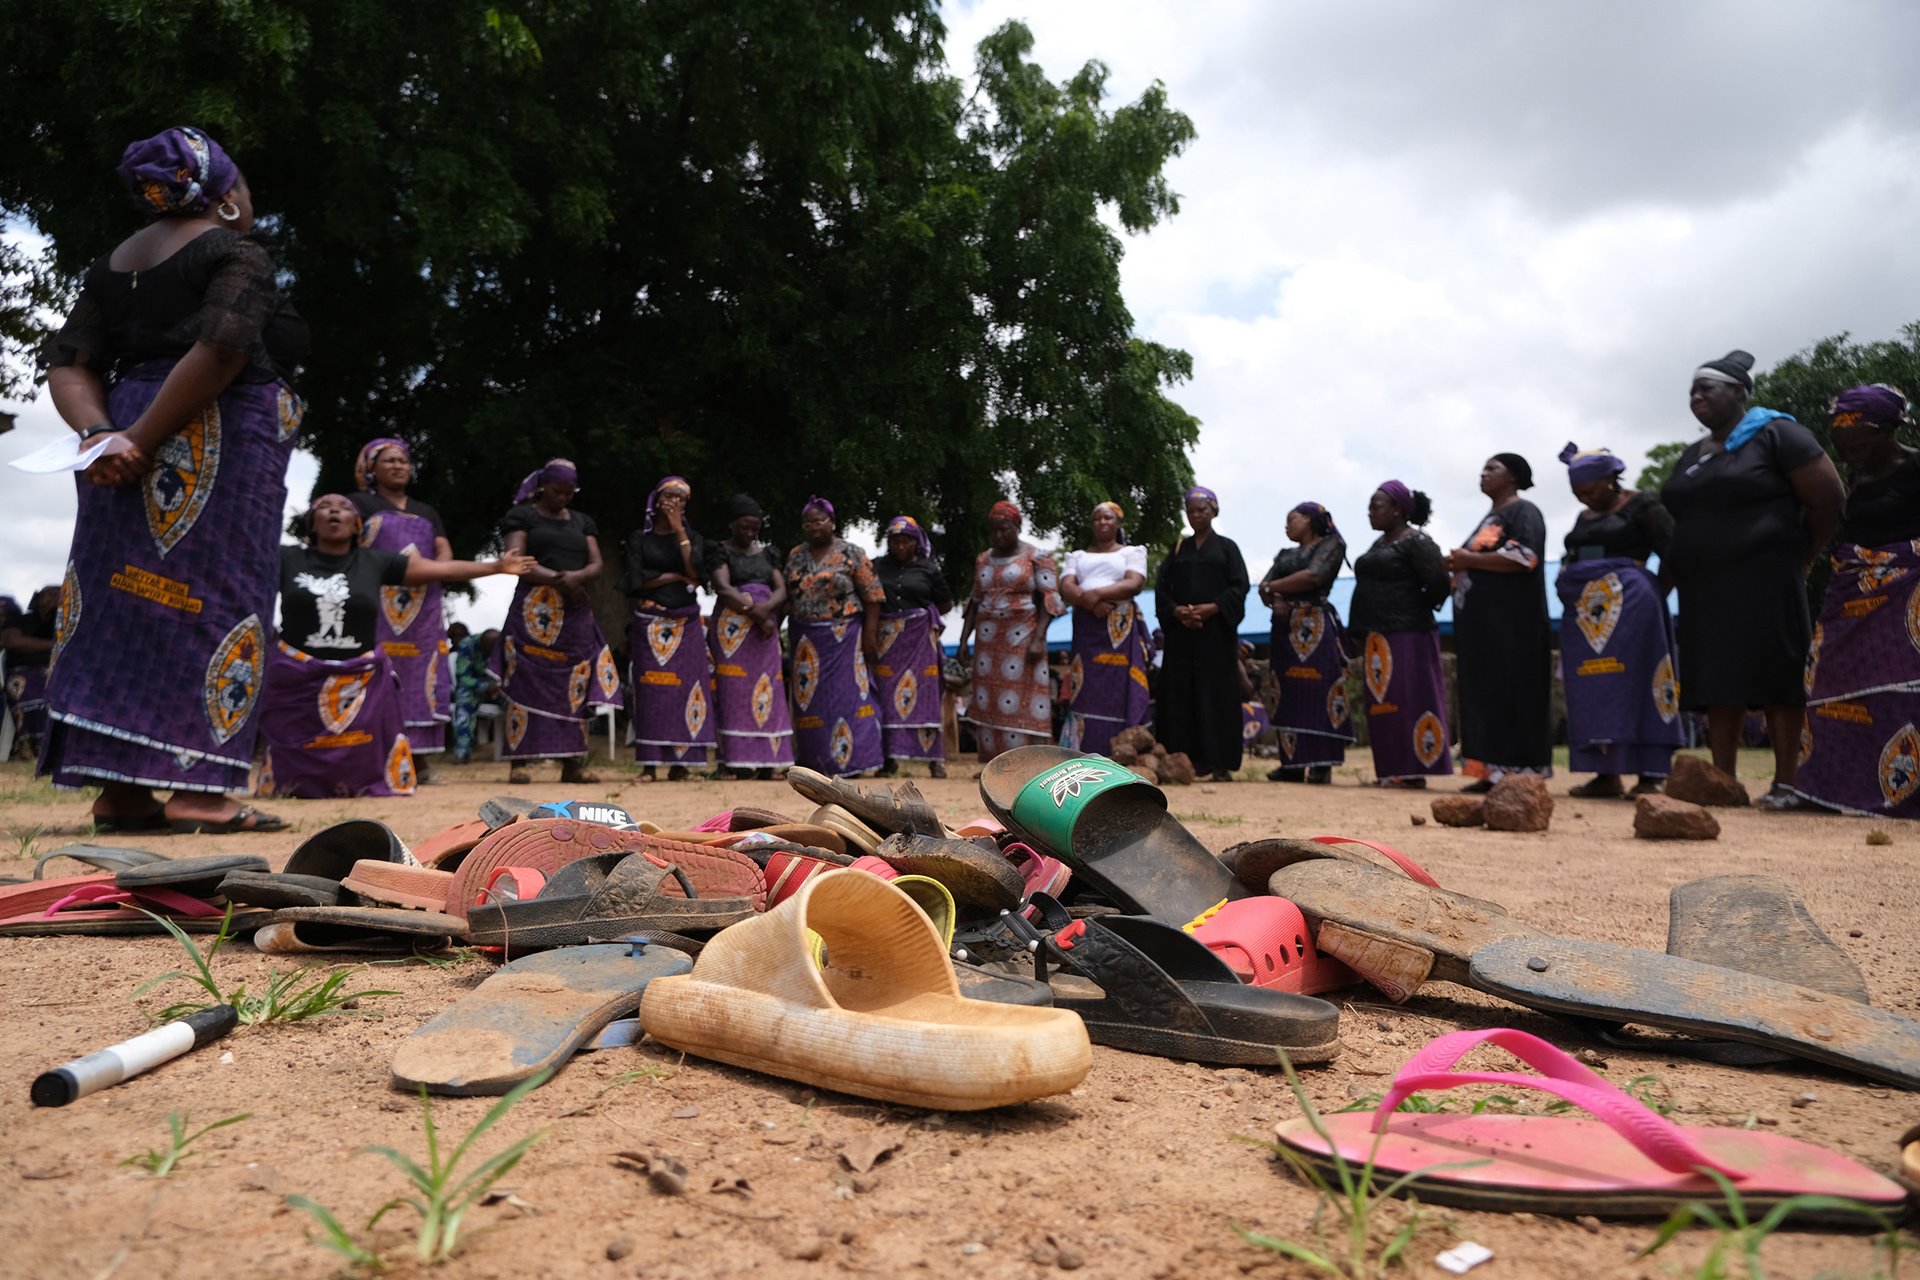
[
  {"left": 1694, "top": 349, "right": 1756, "bottom": 393},
  {"left": 727, "top": 493, "right": 764, "bottom": 521},
  {"left": 1492, "top": 452, "right": 1534, "bottom": 490}
]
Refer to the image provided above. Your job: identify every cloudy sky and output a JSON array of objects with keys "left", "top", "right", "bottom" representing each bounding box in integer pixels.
[{"left": 6, "top": 0, "right": 1920, "bottom": 624}]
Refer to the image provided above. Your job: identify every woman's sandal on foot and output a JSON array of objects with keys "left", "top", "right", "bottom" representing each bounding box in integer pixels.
[{"left": 167, "top": 804, "right": 287, "bottom": 835}]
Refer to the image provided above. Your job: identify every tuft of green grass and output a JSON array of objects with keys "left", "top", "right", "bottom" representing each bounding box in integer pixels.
[
  {"left": 122, "top": 1111, "right": 250, "bottom": 1178},
  {"left": 1236, "top": 1053, "right": 1483, "bottom": 1278},
  {"left": 6, "top": 820, "right": 47, "bottom": 860},
  {"left": 134, "top": 905, "right": 396, "bottom": 1025},
  {"left": 289, "top": 1070, "right": 551, "bottom": 1267},
  {"left": 1638, "top": 1166, "right": 1902, "bottom": 1280}
]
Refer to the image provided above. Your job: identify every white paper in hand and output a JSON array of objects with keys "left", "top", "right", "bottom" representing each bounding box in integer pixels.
[{"left": 9, "top": 433, "right": 134, "bottom": 475}]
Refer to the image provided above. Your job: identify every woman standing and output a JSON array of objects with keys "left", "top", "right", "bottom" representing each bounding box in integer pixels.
[
  {"left": 1794, "top": 386, "right": 1920, "bottom": 816},
  {"left": 707, "top": 494, "right": 794, "bottom": 779},
  {"left": 1660, "top": 350, "right": 1845, "bottom": 809},
  {"left": 450, "top": 628, "right": 500, "bottom": 764},
  {"left": 350, "top": 437, "right": 455, "bottom": 781},
  {"left": 1153, "top": 486, "right": 1250, "bottom": 781},
  {"left": 621, "top": 476, "right": 716, "bottom": 781},
  {"left": 1257, "top": 502, "right": 1352, "bottom": 784},
  {"left": 40, "top": 126, "right": 307, "bottom": 833},
  {"left": 1059, "top": 501, "right": 1151, "bottom": 757},
  {"left": 1445, "top": 454, "right": 1553, "bottom": 790},
  {"left": 785, "top": 497, "right": 886, "bottom": 776},
  {"left": 491, "top": 458, "right": 622, "bottom": 785},
  {"left": 1349, "top": 483, "right": 1452, "bottom": 787},
  {"left": 957, "top": 501, "right": 1066, "bottom": 762},
  {"left": 874, "top": 515, "right": 952, "bottom": 778},
  {"left": 260, "top": 495, "right": 529, "bottom": 797},
  {"left": 1556, "top": 444, "right": 1681, "bottom": 797},
  {"left": 2, "top": 587, "right": 59, "bottom": 758}
]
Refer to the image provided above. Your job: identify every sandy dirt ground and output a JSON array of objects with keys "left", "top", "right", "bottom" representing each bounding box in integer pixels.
[{"left": 0, "top": 752, "right": 1914, "bottom": 1280}]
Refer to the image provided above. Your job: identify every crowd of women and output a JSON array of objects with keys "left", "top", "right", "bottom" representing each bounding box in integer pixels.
[{"left": 20, "top": 126, "right": 1920, "bottom": 827}]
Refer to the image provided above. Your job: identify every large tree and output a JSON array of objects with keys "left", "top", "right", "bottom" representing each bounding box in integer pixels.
[{"left": 0, "top": 2, "right": 1198, "bottom": 592}]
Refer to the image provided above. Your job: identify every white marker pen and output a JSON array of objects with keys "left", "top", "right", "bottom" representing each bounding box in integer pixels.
[{"left": 31, "top": 1006, "right": 239, "bottom": 1106}]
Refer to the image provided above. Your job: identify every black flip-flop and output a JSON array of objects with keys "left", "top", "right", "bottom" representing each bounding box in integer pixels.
[
  {"left": 479, "top": 795, "right": 539, "bottom": 830},
  {"left": 117, "top": 854, "right": 270, "bottom": 898},
  {"left": 284, "top": 820, "right": 415, "bottom": 880},
  {"left": 168, "top": 804, "right": 287, "bottom": 835},
  {"left": 979, "top": 746, "right": 1245, "bottom": 924},
  {"left": 217, "top": 871, "right": 345, "bottom": 910},
  {"left": 465, "top": 852, "right": 756, "bottom": 953},
  {"left": 254, "top": 906, "right": 466, "bottom": 954},
  {"left": 1007, "top": 894, "right": 1340, "bottom": 1065}
]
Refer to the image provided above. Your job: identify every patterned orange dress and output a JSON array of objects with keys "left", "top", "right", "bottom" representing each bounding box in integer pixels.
[{"left": 964, "top": 543, "right": 1065, "bottom": 761}]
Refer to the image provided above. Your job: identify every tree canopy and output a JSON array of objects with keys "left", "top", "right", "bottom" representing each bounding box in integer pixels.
[
  {"left": 1637, "top": 322, "right": 1920, "bottom": 489},
  {"left": 0, "top": 2, "right": 1199, "bottom": 584}
]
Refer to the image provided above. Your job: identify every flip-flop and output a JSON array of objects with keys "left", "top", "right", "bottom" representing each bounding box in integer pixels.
[
  {"left": 217, "top": 871, "right": 344, "bottom": 909},
  {"left": 641, "top": 870, "right": 1091, "bottom": 1110},
  {"left": 727, "top": 806, "right": 799, "bottom": 830},
  {"left": 167, "top": 804, "right": 287, "bottom": 834},
  {"left": 117, "top": 854, "right": 269, "bottom": 898},
  {"left": 1004, "top": 842, "right": 1072, "bottom": 908},
  {"left": 391, "top": 941, "right": 694, "bottom": 1095},
  {"left": 465, "top": 852, "right": 756, "bottom": 952},
  {"left": 872, "top": 833, "right": 1023, "bottom": 911},
  {"left": 285, "top": 820, "right": 417, "bottom": 880},
  {"left": 1471, "top": 938, "right": 1920, "bottom": 1091},
  {"left": 807, "top": 806, "right": 885, "bottom": 855},
  {"left": 0, "top": 877, "right": 265, "bottom": 935},
  {"left": 784, "top": 767, "right": 944, "bottom": 837},
  {"left": 979, "top": 746, "right": 1246, "bottom": 924},
  {"left": 761, "top": 849, "right": 843, "bottom": 908},
  {"left": 530, "top": 799, "right": 637, "bottom": 827},
  {"left": 478, "top": 795, "right": 539, "bottom": 830},
  {"left": 1274, "top": 1028, "right": 1907, "bottom": 1219},
  {"left": 33, "top": 845, "right": 170, "bottom": 878},
  {"left": 641, "top": 836, "right": 767, "bottom": 910},
  {"left": 413, "top": 819, "right": 492, "bottom": 870},
  {"left": 1187, "top": 897, "right": 1359, "bottom": 994},
  {"left": 341, "top": 861, "right": 457, "bottom": 911},
  {"left": 254, "top": 907, "right": 465, "bottom": 954},
  {"left": 1006, "top": 894, "right": 1342, "bottom": 1066},
  {"left": 443, "top": 819, "right": 656, "bottom": 918},
  {"left": 1223, "top": 835, "right": 1445, "bottom": 893},
  {"left": 642, "top": 822, "right": 849, "bottom": 857}
]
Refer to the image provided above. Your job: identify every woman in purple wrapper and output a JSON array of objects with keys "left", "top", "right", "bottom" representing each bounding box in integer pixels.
[
  {"left": 1793, "top": 386, "right": 1920, "bottom": 817},
  {"left": 874, "top": 515, "right": 953, "bottom": 778},
  {"left": 707, "top": 494, "right": 794, "bottom": 779},
  {"left": 785, "top": 497, "right": 887, "bottom": 776},
  {"left": 1059, "top": 501, "right": 1150, "bottom": 759},
  {"left": 491, "top": 459, "right": 624, "bottom": 785},
  {"left": 1348, "top": 482, "right": 1452, "bottom": 788},
  {"left": 1556, "top": 444, "right": 1681, "bottom": 798},
  {"left": 349, "top": 437, "right": 455, "bottom": 781},
  {"left": 1258, "top": 502, "right": 1352, "bottom": 784},
  {"left": 621, "top": 476, "right": 717, "bottom": 781},
  {"left": 39, "top": 126, "right": 308, "bottom": 833},
  {"left": 259, "top": 496, "right": 532, "bottom": 798}
]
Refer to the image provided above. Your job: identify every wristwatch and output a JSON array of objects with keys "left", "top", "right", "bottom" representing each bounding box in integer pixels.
[{"left": 81, "top": 423, "right": 116, "bottom": 440}]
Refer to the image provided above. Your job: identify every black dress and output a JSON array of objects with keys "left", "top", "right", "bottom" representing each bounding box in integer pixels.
[
  {"left": 1453, "top": 499, "right": 1552, "bottom": 771},
  {"left": 1564, "top": 491, "right": 1673, "bottom": 562},
  {"left": 500, "top": 505, "right": 598, "bottom": 572},
  {"left": 1348, "top": 532, "right": 1448, "bottom": 636},
  {"left": 707, "top": 542, "right": 781, "bottom": 589},
  {"left": 619, "top": 528, "right": 707, "bottom": 609},
  {"left": 1661, "top": 420, "right": 1827, "bottom": 708},
  {"left": 1839, "top": 452, "right": 1920, "bottom": 547},
  {"left": 875, "top": 556, "right": 952, "bottom": 614},
  {"left": 1153, "top": 532, "right": 1249, "bottom": 774}
]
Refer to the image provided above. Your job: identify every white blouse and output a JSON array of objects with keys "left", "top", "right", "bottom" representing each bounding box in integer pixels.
[{"left": 1063, "top": 545, "right": 1147, "bottom": 592}]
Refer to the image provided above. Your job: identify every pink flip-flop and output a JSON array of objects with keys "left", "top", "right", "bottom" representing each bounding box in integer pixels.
[
  {"left": 1274, "top": 1028, "right": 1907, "bottom": 1219},
  {"left": 1187, "top": 897, "right": 1357, "bottom": 993}
]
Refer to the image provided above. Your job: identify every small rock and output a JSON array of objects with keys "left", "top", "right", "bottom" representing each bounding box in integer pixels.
[
  {"left": 1110, "top": 1093, "right": 1133, "bottom": 1103},
  {"left": 1756, "top": 1115, "right": 1780, "bottom": 1127},
  {"left": 1574, "top": 1216, "right": 1602, "bottom": 1234},
  {"left": 607, "top": 1238, "right": 635, "bottom": 1261},
  {"left": 1483, "top": 775, "right": 1553, "bottom": 832},
  {"left": 787, "top": 1236, "right": 828, "bottom": 1262},
  {"left": 1200, "top": 785, "right": 1217, "bottom": 795},
  {"left": 1056, "top": 1243, "right": 1086, "bottom": 1270},
  {"left": 1430, "top": 794, "right": 1485, "bottom": 827},
  {"left": 1792, "top": 1093, "right": 1818, "bottom": 1108},
  {"left": 1375, "top": 1018, "right": 1393, "bottom": 1032},
  {"left": 1633, "top": 794, "right": 1721, "bottom": 840},
  {"left": 1128, "top": 764, "right": 1160, "bottom": 783},
  {"left": 960, "top": 1242, "right": 985, "bottom": 1256},
  {"left": 1576, "top": 1048, "right": 1608, "bottom": 1068},
  {"left": 1157, "top": 752, "right": 1197, "bottom": 787},
  {"left": 218, "top": 1050, "right": 234, "bottom": 1064},
  {"left": 1849, "top": 929, "right": 1864, "bottom": 938},
  {"left": 1665, "top": 754, "right": 1750, "bottom": 807},
  {"left": 1114, "top": 725, "right": 1157, "bottom": 755},
  {"left": 670, "top": 1106, "right": 698, "bottom": 1119},
  {"left": 1409, "top": 814, "right": 1427, "bottom": 826},
  {"left": 1152, "top": 741, "right": 1172, "bottom": 757},
  {"left": 1029, "top": 1242, "right": 1060, "bottom": 1267},
  {"left": 1110, "top": 743, "right": 1139, "bottom": 766}
]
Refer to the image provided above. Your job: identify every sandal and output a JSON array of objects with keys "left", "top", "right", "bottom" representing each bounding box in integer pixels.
[
  {"left": 1367, "top": 776, "right": 1426, "bottom": 789},
  {"left": 167, "top": 804, "right": 286, "bottom": 835},
  {"left": 508, "top": 767, "right": 533, "bottom": 785},
  {"left": 1186, "top": 896, "right": 1358, "bottom": 993},
  {"left": 1275, "top": 1028, "right": 1905, "bottom": 1219},
  {"left": 88, "top": 810, "right": 170, "bottom": 834},
  {"left": 785, "top": 766, "right": 943, "bottom": 838},
  {"left": 1008, "top": 893, "right": 1342, "bottom": 1065},
  {"left": 1567, "top": 777, "right": 1626, "bottom": 799},
  {"left": 465, "top": 852, "right": 755, "bottom": 952}
]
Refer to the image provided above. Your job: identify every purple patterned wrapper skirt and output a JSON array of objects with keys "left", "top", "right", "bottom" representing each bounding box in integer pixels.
[
  {"left": 1059, "top": 602, "right": 1150, "bottom": 757},
  {"left": 628, "top": 601, "right": 716, "bottom": 766},
  {"left": 790, "top": 616, "right": 883, "bottom": 776},
  {"left": 258, "top": 640, "right": 416, "bottom": 798},
  {"left": 1359, "top": 629, "right": 1453, "bottom": 780},
  {"left": 709, "top": 585, "right": 795, "bottom": 768},
  {"left": 1556, "top": 558, "right": 1682, "bottom": 778},
  {"left": 489, "top": 580, "right": 621, "bottom": 761},
  {"left": 877, "top": 607, "right": 944, "bottom": 762},
  {"left": 360, "top": 506, "right": 452, "bottom": 754},
  {"left": 38, "top": 367, "right": 301, "bottom": 793}
]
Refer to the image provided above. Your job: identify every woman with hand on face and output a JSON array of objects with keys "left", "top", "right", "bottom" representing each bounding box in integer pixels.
[
  {"left": 1792, "top": 386, "right": 1920, "bottom": 816},
  {"left": 621, "top": 476, "right": 717, "bottom": 781},
  {"left": 1555, "top": 444, "right": 1681, "bottom": 798},
  {"left": 1058, "top": 501, "right": 1151, "bottom": 758},
  {"left": 874, "top": 516, "right": 953, "bottom": 778},
  {"left": 1258, "top": 502, "right": 1352, "bottom": 784},
  {"left": 259, "top": 495, "right": 531, "bottom": 798},
  {"left": 492, "top": 459, "right": 623, "bottom": 786},
  {"left": 40, "top": 126, "right": 309, "bottom": 834},
  {"left": 1153, "top": 486, "right": 1250, "bottom": 781},
  {"left": 1660, "top": 350, "right": 1845, "bottom": 809},
  {"left": 957, "top": 500, "right": 1066, "bottom": 763},
  {"left": 1445, "top": 453, "right": 1553, "bottom": 791},
  {"left": 1348, "top": 482, "right": 1452, "bottom": 788},
  {"left": 349, "top": 437, "right": 456, "bottom": 781},
  {"left": 706, "top": 494, "right": 795, "bottom": 779},
  {"left": 785, "top": 497, "right": 887, "bottom": 776}
]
